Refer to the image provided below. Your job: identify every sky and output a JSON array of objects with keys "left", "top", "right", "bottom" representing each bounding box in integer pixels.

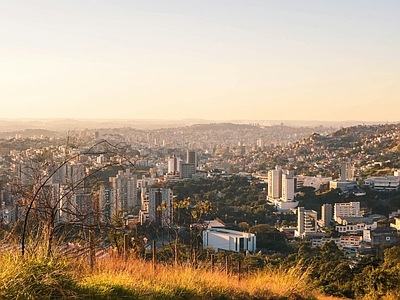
[{"left": 0, "top": 1, "right": 399, "bottom": 122}]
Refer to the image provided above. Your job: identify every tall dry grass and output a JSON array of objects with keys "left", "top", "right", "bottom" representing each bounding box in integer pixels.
[
  {"left": 0, "top": 251, "right": 77, "bottom": 299},
  {"left": 77, "top": 256, "right": 343, "bottom": 300},
  {"left": 0, "top": 251, "right": 348, "bottom": 300}
]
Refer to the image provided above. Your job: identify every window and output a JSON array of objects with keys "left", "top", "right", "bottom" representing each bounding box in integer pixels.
[{"left": 239, "top": 238, "right": 244, "bottom": 251}]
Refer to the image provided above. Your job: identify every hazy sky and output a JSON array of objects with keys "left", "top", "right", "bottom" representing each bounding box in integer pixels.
[{"left": 1, "top": 1, "right": 399, "bottom": 122}]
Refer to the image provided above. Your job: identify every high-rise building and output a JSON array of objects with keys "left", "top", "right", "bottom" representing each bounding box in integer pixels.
[
  {"left": 268, "top": 166, "right": 282, "bottom": 200},
  {"left": 340, "top": 159, "right": 354, "bottom": 181},
  {"left": 268, "top": 166, "right": 298, "bottom": 211},
  {"left": 297, "top": 207, "right": 318, "bottom": 237},
  {"left": 50, "top": 163, "right": 85, "bottom": 187},
  {"left": 168, "top": 154, "right": 182, "bottom": 175},
  {"left": 256, "top": 139, "right": 264, "bottom": 149},
  {"left": 281, "top": 173, "right": 295, "bottom": 202},
  {"left": 18, "top": 162, "right": 35, "bottom": 185},
  {"left": 99, "top": 186, "right": 112, "bottom": 222},
  {"left": 138, "top": 187, "right": 150, "bottom": 225},
  {"left": 321, "top": 204, "right": 333, "bottom": 227},
  {"left": 148, "top": 188, "right": 173, "bottom": 227},
  {"left": 109, "top": 169, "right": 138, "bottom": 216},
  {"left": 186, "top": 150, "right": 197, "bottom": 167},
  {"left": 140, "top": 187, "right": 149, "bottom": 211}
]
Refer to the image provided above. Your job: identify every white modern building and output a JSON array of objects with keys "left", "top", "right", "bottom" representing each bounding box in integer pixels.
[
  {"left": 295, "top": 175, "right": 332, "bottom": 191},
  {"left": 329, "top": 180, "right": 358, "bottom": 192},
  {"left": 364, "top": 176, "right": 400, "bottom": 191},
  {"left": 203, "top": 228, "right": 256, "bottom": 253}
]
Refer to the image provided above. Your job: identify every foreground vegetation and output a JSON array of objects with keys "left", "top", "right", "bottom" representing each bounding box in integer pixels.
[
  {"left": 0, "top": 251, "right": 347, "bottom": 300},
  {"left": 3, "top": 242, "right": 400, "bottom": 300}
]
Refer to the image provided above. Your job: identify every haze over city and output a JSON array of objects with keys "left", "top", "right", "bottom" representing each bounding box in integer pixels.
[
  {"left": 1, "top": 1, "right": 399, "bottom": 122},
  {"left": 2, "top": 3, "right": 400, "bottom": 298}
]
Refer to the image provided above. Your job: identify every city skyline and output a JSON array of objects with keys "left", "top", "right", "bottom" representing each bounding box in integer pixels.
[{"left": 1, "top": 1, "right": 399, "bottom": 122}]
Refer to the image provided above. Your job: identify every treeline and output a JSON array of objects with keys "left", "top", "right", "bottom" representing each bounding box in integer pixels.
[
  {"left": 284, "top": 242, "right": 400, "bottom": 299},
  {"left": 163, "top": 176, "right": 274, "bottom": 224}
]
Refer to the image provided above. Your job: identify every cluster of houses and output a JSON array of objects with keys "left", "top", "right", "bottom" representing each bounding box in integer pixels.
[{"left": 278, "top": 201, "right": 399, "bottom": 256}]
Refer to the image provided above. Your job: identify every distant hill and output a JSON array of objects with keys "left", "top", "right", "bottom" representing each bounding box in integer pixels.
[
  {"left": 0, "top": 118, "right": 394, "bottom": 133},
  {"left": 296, "top": 123, "right": 400, "bottom": 159},
  {"left": 0, "top": 128, "right": 59, "bottom": 139}
]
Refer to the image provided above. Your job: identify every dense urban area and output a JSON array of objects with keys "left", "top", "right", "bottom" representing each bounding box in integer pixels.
[{"left": 1, "top": 121, "right": 400, "bottom": 299}]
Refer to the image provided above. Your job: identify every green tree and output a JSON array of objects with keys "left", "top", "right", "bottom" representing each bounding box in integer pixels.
[{"left": 249, "top": 224, "right": 288, "bottom": 252}]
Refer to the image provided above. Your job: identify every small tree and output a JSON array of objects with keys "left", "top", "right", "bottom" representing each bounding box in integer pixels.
[{"left": 157, "top": 197, "right": 212, "bottom": 265}]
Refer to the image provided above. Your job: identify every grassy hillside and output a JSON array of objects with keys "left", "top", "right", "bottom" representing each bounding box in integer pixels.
[{"left": 0, "top": 252, "right": 347, "bottom": 300}]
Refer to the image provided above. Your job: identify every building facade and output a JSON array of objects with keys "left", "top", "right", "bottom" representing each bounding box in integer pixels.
[
  {"left": 148, "top": 188, "right": 173, "bottom": 227},
  {"left": 296, "top": 207, "right": 318, "bottom": 237},
  {"left": 321, "top": 203, "right": 333, "bottom": 228},
  {"left": 334, "top": 202, "right": 361, "bottom": 222},
  {"left": 109, "top": 169, "right": 138, "bottom": 216},
  {"left": 203, "top": 228, "right": 256, "bottom": 253}
]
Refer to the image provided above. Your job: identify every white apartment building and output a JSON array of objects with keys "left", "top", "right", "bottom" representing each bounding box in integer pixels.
[
  {"left": 167, "top": 154, "right": 182, "bottom": 175},
  {"left": 268, "top": 166, "right": 282, "bottom": 200},
  {"left": 281, "top": 173, "right": 295, "bottom": 202},
  {"left": 336, "top": 222, "right": 377, "bottom": 234},
  {"left": 109, "top": 169, "right": 138, "bottom": 215},
  {"left": 334, "top": 202, "right": 361, "bottom": 222},
  {"left": 268, "top": 167, "right": 298, "bottom": 211},
  {"left": 137, "top": 175, "right": 155, "bottom": 188},
  {"left": 311, "top": 235, "right": 362, "bottom": 248},
  {"left": 296, "top": 207, "right": 318, "bottom": 237}
]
